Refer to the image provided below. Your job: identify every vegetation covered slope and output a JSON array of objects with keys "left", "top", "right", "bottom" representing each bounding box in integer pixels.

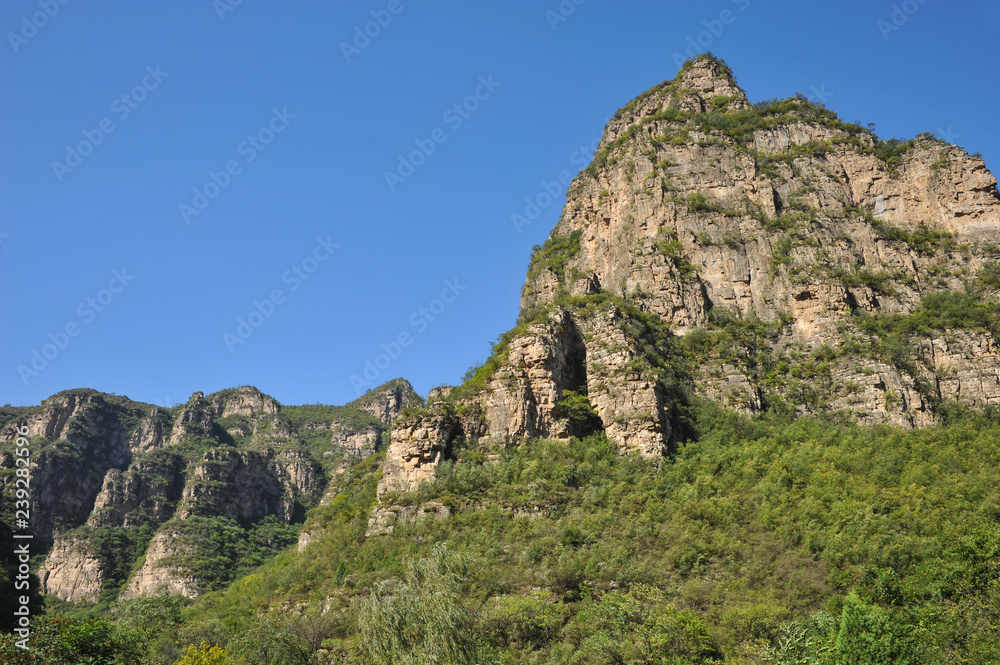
[
  {"left": 5, "top": 403, "right": 998, "bottom": 663},
  {"left": 2, "top": 55, "right": 1000, "bottom": 665}
]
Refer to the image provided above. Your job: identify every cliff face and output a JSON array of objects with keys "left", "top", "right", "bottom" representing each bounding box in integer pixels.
[
  {"left": 0, "top": 380, "right": 420, "bottom": 602},
  {"left": 371, "top": 56, "right": 1000, "bottom": 522}
]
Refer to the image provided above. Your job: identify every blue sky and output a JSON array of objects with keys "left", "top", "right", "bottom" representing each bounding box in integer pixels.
[{"left": 2, "top": 0, "right": 998, "bottom": 408}]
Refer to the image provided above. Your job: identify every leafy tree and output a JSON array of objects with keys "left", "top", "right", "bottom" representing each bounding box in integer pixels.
[
  {"left": 355, "top": 545, "right": 481, "bottom": 665},
  {"left": 173, "top": 642, "right": 245, "bottom": 665},
  {"left": 571, "top": 584, "right": 721, "bottom": 664}
]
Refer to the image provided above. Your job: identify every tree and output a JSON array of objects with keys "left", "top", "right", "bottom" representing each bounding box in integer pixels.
[
  {"left": 173, "top": 642, "right": 245, "bottom": 665},
  {"left": 355, "top": 545, "right": 481, "bottom": 665}
]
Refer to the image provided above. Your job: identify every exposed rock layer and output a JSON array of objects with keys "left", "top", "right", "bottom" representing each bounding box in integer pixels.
[{"left": 372, "top": 56, "right": 1000, "bottom": 510}]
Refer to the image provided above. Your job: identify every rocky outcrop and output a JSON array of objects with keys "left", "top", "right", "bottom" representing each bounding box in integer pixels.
[
  {"left": 329, "top": 421, "right": 383, "bottom": 460},
  {"left": 2, "top": 381, "right": 415, "bottom": 601},
  {"left": 18, "top": 392, "right": 135, "bottom": 543},
  {"left": 518, "top": 55, "right": 1000, "bottom": 424},
  {"left": 370, "top": 55, "right": 1000, "bottom": 519},
  {"left": 579, "top": 305, "right": 677, "bottom": 457},
  {"left": 482, "top": 309, "right": 584, "bottom": 443},
  {"left": 179, "top": 448, "right": 320, "bottom": 524},
  {"left": 129, "top": 407, "right": 170, "bottom": 451},
  {"left": 374, "top": 301, "right": 688, "bottom": 502},
  {"left": 348, "top": 379, "right": 422, "bottom": 425},
  {"left": 919, "top": 331, "right": 1000, "bottom": 406},
  {"left": 88, "top": 452, "right": 185, "bottom": 529},
  {"left": 378, "top": 414, "right": 459, "bottom": 499},
  {"left": 168, "top": 387, "right": 281, "bottom": 446},
  {"left": 120, "top": 532, "right": 199, "bottom": 600},
  {"left": 38, "top": 538, "right": 104, "bottom": 603},
  {"left": 366, "top": 501, "right": 449, "bottom": 537}
]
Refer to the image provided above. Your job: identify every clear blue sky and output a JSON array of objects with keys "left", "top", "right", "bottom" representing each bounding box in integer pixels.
[{"left": 2, "top": 0, "right": 998, "bottom": 408}]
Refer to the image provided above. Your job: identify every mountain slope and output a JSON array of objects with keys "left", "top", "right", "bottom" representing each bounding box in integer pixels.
[
  {"left": 2, "top": 55, "right": 1000, "bottom": 665},
  {"left": 370, "top": 55, "right": 1000, "bottom": 530},
  {"left": 0, "top": 380, "right": 421, "bottom": 605}
]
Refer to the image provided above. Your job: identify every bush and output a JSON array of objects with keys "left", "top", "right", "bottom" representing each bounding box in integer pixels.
[
  {"left": 570, "top": 584, "right": 721, "bottom": 664},
  {"left": 174, "top": 643, "right": 246, "bottom": 665},
  {"left": 552, "top": 390, "right": 603, "bottom": 437},
  {"left": 479, "top": 590, "right": 569, "bottom": 649},
  {"left": 355, "top": 545, "right": 482, "bottom": 665},
  {"left": 526, "top": 230, "right": 583, "bottom": 284}
]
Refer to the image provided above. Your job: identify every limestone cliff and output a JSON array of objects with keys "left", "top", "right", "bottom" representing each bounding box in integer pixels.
[
  {"left": 0, "top": 379, "right": 417, "bottom": 602},
  {"left": 371, "top": 55, "right": 1000, "bottom": 518}
]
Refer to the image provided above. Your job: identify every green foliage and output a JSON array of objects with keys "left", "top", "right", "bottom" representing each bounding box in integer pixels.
[
  {"left": 173, "top": 643, "right": 245, "bottom": 665},
  {"left": 930, "top": 153, "right": 951, "bottom": 172},
  {"left": 874, "top": 138, "right": 916, "bottom": 172},
  {"left": 834, "top": 268, "right": 906, "bottom": 295},
  {"left": 685, "top": 192, "right": 713, "bottom": 213},
  {"left": 0, "top": 615, "right": 145, "bottom": 665},
  {"left": 770, "top": 235, "right": 794, "bottom": 271},
  {"left": 856, "top": 290, "right": 1000, "bottom": 354},
  {"left": 570, "top": 584, "right": 721, "bottom": 664},
  {"left": 355, "top": 545, "right": 481, "bottom": 665},
  {"left": 692, "top": 98, "right": 867, "bottom": 146},
  {"left": 656, "top": 233, "right": 699, "bottom": 279},
  {"left": 842, "top": 204, "right": 958, "bottom": 256},
  {"left": 832, "top": 593, "right": 938, "bottom": 664},
  {"left": 281, "top": 404, "right": 383, "bottom": 435},
  {"left": 978, "top": 261, "right": 1000, "bottom": 291},
  {"left": 91, "top": 525, "right": 155, "bottom": 603},
  {"left": 552, "top": 390, "right": 602, "bottom": 437},
  {"left": 31, "top": 401, "right": 1000, "bottom": 664},
  {"left": 526, "top": 230, "right": 584, "bottom": 284},
  {"left": 115, "top": 595, "right": 184, "bottom": 640},
  {"left": 479, "top": 590, "right": 570, "bottom": 650},
  {"left": 158, "top": 515, "right": 299, "bottom": 592}
]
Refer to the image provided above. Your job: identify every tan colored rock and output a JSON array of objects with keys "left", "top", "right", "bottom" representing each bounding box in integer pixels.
[
  {"left": 366, "top": 501, "right": 450, "bottom": 537},
  {"left": 88, "top": 454, "right": 184, "bottom": 529},
  {"left": 919, "top": 331, "right": 1000, "bottom": 406},
  {"left": 120, "top": 532, "right": 200, "bottom": 600},
  {"left": 483, "top": 309, "right": 583, "bottom": 443},
  {"left": 348, "top": 378, "right": 422, "bottom": 425},
  {"left": 580, "top": 305, "right": 674, "bottom": 456},
  {"left": 38, "top": 538, "right": 104, "bottom": 603},
  {"left": 377, "top": 414, "right": 456, "bottom": 498},
  {"left": 519, "top": 56, "right": 1000, "bottom": 425},
  {"left": 128, "top": 407, "right": 169, "bottom": 451}
]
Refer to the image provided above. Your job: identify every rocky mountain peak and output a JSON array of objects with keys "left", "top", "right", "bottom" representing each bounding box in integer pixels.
[
  {"left": 672, "top": 54, "right": 748, "bottom": 110},
  {"left": 602, "top": 54, "right": 749, "bottom": 147},
  {"left": 368, "top": 57, "right": 1000, "bottom": 526},
  {"left": 347, "top": 378, "right": 423, "bottom": 425}
]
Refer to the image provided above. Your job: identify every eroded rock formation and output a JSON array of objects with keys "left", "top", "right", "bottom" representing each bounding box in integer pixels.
[{"left": 371, "top": 55, "right": 1000, "bottom": 517}]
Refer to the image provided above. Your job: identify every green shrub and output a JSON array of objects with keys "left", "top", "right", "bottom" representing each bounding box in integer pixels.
[
  {"left": 553, "top": 390, "right": 602, "bottom": 437},
  {"left": 526, "top": 230, "right": 583, "bottom": 284},
  {"left": 355, "top": 545, "right": 482, "bottom": 665},
  {"left": 874, "top": 138, "right": 916, "bottom": 172}
]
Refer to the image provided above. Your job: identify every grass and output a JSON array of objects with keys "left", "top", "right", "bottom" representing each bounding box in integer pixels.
[{"left": 80, "top": 402, "right": 1000, "bottom": 664}]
